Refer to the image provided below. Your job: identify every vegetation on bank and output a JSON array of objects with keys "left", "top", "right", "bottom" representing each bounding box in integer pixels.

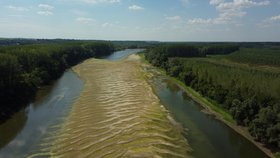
[
  {"left": 0, "top": 42, "right": 114, "bottom": 122},
  {"left": 170, "top": 76, "right": 236, "bottom": 124},
  {"left": 227, "top": 48, "right": 280, "bottom": 67},
  {"left": 144, "top": 44, "right": 280, "bottom": 152}
]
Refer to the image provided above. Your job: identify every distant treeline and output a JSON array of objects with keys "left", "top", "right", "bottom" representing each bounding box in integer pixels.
[
  {"left": 0, "top": 38, "right": 161, "bottom": 49},
  {"left": 144, "top": 44, "right": 280, "bottom": 149},
  {"left": 0, "top": 42, "right": 114, "bottom": 122},
  {"left": 1, "top": 38, "right": 280, "bottom": 49},
  {"left": 0, "top": 38, "right": 80, "bottom": 46},
  {"left": 145, "top": 44, "right": 238, "bottom": 68},
  {"left": 111, "top": 41, "right": 160, "bottom": 50},
  {"left": 228, "top": 48, "right": 280, "bottom": 67},
  {"left": 202, "top": 45, "right": 239, "bottom": 55},
  {"left": 159, "top": 42, "right": 280, "bottom": 49}
]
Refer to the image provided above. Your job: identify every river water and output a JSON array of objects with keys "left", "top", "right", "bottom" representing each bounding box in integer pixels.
[
  {"left": 0, "top": 49, "right": 269, "bottom": 158},
  {"left": 149, "top": 78, "right": 269, "bottom": 158},
  {"left": 0, "top": 71, "right": 83, "bottom": 158}
]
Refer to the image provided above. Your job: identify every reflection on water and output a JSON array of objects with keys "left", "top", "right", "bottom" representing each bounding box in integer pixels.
[
  {"left": 150, "top": 75, "right": 269, "bottom": 158},
  {"left": 105, "top": 49, "right": 144, "bottom": 61},
  {"left": 164, "top": 79, "right": 181, "bottom": 92},
  {"left": 31, "top": 85, "right": 55, "bottom": 110},
  {"left": 0, "top": 49, "right": 144, "bottom": 158},
  {"left": 0, "top": 49, "right": 270, "bottom": 158},
  {"left": 0, "top": 71, "right": 83, "bottom": 158},
  {"left": 0, "top": 110, "right": 27, "bottom": 149}
]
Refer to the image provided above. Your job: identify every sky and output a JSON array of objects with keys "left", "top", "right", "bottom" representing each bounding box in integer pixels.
[{"left": 0, "top": 0, "right": 279, "bottom": 41}]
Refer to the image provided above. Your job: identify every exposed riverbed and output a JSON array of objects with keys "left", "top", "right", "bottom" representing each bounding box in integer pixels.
[
  {"left": 0, "top": 49, "right": 270, "bottom": 158},
  {"left": 28, "top": 55, "right": 191, "bottom": 157}
]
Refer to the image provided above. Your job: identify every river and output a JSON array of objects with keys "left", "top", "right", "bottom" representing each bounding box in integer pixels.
[
  {"left": 149, "top": 78, "right": 269, "bottom": 158},
  {"left": 0, "top": 49, "right": 269, "bottom": 158}
]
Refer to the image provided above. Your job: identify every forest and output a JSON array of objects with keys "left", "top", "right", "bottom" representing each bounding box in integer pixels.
[
  {"left": 0, "top": 41, "right": 114, "bottom": 122},
  {"left": 144, "top": 44, "right": 280, "bottom": 150},
  {"left": 227, "top": 48, "right": 280, "bottom": 67}
]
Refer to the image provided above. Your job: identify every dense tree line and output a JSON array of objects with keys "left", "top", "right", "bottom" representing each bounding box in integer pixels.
[
  {"left": 145, "top": 45, "right": 205, "bottom": 69},
  {"left": 201, "top": 45, "right": 239, "bottom": 55},
  {"left": 144, "top": 45, "right": 280, "bottom": 149},
  {"left": 228, "top": 48, "right": 280, "bottom": 67},
  {"left": 145, "top": 44, "right": 239, "bottom": 68},
  {"left": 237, "top": 42, "right": 280, "bottom": 48},
  {"left": 0, "top": 42, "right": 114, "bottom": 122},
  {"left": 0, "top": 38, "right": 80, "bottom": 46},
  {"left": 111, "top": 41, "right": 160, "bottom": 50}
]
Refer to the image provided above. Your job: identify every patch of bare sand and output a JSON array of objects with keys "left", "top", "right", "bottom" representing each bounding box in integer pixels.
[{"left": 29, "top": 56, "right": 191, "bottom": 158}]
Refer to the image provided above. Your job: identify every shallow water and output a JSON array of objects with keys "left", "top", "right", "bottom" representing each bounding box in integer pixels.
[
  {"left": 0, "top": 49, "right": 145, "bottom": 158},
  {"left": 105, "top": 49, "right": 144, "bottom": 61},
  {"left": 0, "top": 71, "right": 83, "bottom": 158},
  {"left": 0, "top": 49, "right": 270, "bottom": 158},
  {"left": 149, "top": 76, "right": 269, "bottom": 158}
]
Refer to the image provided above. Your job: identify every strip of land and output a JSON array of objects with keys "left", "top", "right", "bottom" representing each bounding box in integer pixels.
[
  {"left": 139, "top": 54, "right": 275, "bottom": 158},
  {"left": 29, "top": 55, "right": 191, "bottom": 158}
]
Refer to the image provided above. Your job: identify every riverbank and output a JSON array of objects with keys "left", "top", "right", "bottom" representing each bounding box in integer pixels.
[
  {"left": 0, "top": 42, "right": 114, "bottom": 125},
  {"left": 29, "top": 55, "right": 191, "bottom": 157},
  {"left": 138, "top": 53, "right": 276, "bottom": 158}
]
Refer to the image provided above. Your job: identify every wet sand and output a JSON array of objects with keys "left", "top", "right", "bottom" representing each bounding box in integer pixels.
[{"left": 29, "top": 55, "right": 191, "bottom": 157}]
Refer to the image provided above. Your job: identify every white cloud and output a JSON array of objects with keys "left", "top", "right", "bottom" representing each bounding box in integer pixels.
[
  {"left": 188, "top": 18, "right": 212, "bottom": 25},
  {"left": 270, "top": 15, "right": 280, "bottom": 21},
  {"left": 188, "top": 10, "right": 247, "bottom": 25},
  {"left": 37, "top": 11, "right": 53, "bottom": 16},
  {"left": 37, "top": 4, "right": 54, "bottom": 16},
  {"left": 82, "top": 0, "right": 120, "bottom": 4},
  {"left": 189, "top": 0, "right": 270, "bottom": 25},
  {"left": 38, "top": 4, "right": 54, "bottom": 10},
  {"left": 76, "top": 17, "right": 95, "bottom": 24},
  {"left": 102, "top": 23, "right": 110, "bottom": 27},
  {"left": 180, "top": 0, "right": 189, "bottom": 6},
  {"left": 258, "top": 14, "right": 280, "bottom": 28},
  {"left": 166, "top": 16, "right": 182, "bottom": 21},
  {"left": 6, "top": 5, "right": 29, "bottom": 11},
  {"left": 128, "top": 5, "right": 144, "bottom": 11},
  {"left": 102, "top": 22, "right": 112, "bottom": 27},
  {"left": 216, "top": 0, "right": 270, "bottom": 11},
  {"left": 210, "top": 0, "right": 224, "bottom": 5},
  {"left": 73, "top": 10, "right": 88, "bottom": 16}
]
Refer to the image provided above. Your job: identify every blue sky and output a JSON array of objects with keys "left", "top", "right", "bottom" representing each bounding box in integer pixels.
[{"left": 0, "top": 0, "right": 279, "bottom": 41}]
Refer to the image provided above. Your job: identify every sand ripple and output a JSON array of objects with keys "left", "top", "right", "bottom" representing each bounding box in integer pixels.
[{"left": 29, "top": 55, "right": 191, "bottom": 158}]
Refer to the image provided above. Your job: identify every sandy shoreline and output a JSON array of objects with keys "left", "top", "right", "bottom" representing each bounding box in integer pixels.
[{"left": 29, "top": 55, "right": 192, "bottom": 157}]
